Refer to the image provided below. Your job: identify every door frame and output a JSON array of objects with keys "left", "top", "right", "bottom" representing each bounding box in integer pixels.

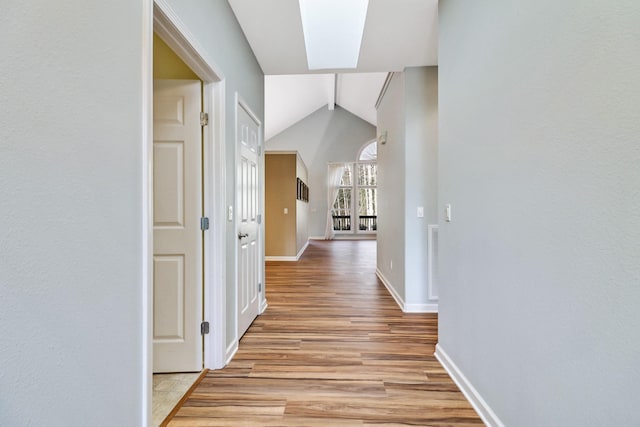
[{"left": 143, "top": 0, "right": 228, "bottom": 424}]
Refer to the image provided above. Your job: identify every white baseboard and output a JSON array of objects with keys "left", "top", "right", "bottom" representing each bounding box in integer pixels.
[
  {"left": 435, "top": 344, "right": 505, "bottom": 427},
  {"left": 405, "top": 303, "right": 438, "bottom": 313},
  {"left": 375, "top": 269, "right": 405, "bottom": 311},
  {"left": 334, "top": 234, "right": 376, "bottom": 240},
  {"left": 376, "top": 269, "right": 438, "bottom": 313},
  {"left": 309, "top": 235, "right": 376, "bottom": 241},
  {"left": 297, "top": 240, "right": 309, "bottom": 259},
  {"left": 265, "top": 255, "right": 298, "bottom": 261},
  {"left": 225, "top": 340, "right": 238, "bottom": 365},
  {"left": 265, "top": 240, "right": 310, "bottom": 262}
]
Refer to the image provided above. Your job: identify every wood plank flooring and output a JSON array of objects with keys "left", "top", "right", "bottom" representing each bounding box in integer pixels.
[{"left": 167, "top": 240, "right": 483, "bottom": 426}]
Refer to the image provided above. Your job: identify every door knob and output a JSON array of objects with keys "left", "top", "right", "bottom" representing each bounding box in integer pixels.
[{"left": 238, "top": 232, "right": 249, "bottom": 240}]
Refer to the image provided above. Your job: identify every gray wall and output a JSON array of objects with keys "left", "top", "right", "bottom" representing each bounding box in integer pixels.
[
  {"left": 377, "top": 68, "right": 438, "bottom": 309},
  {"left": 266, "top": 106, "right": 376, "bottom": 237},
  {"left": 377, "top": 73, "right": 407, "bottom": 299},
  {"left": 438, "top": 0, "right": 640, "bottom": 425},
  {"left": 0, "top": 1, "right": 145, "bottom": 425},
  {"left": 404, "top": 67, "right": 438, "bottom": 305},
  {"left": 0, "top": 1, "right": 264, "bottom": 424},
  {"left": 165, "top": 0, "right": 264, "bottom": 348}
]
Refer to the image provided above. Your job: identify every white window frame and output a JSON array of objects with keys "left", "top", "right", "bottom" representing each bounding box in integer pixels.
[{"left": 332, "top": 161, "right": 377, "bottom": 236}]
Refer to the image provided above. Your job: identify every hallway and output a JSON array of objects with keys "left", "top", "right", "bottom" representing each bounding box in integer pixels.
[{"left": 165, "top": 240, "right": 482, "bottom": 426}]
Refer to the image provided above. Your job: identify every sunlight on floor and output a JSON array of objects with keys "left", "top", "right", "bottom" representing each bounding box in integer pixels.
[{"left": 152, "top": 372, "right": 200, "bottom": 426}]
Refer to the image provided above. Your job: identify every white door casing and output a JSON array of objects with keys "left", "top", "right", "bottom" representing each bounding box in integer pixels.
[
  {"left": 236, "top": 101, "right": 261, "bottom": 338},
  {"left": 153, "top": 79, "right": 203, "bottom": 373}
]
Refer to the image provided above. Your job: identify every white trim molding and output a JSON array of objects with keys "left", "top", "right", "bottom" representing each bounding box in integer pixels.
[
  {"left": 225, "top": 340, "right": 239, "bottom": 365},
  {"left": 154, "top": 0, "right": 225, "bottom": 82},
  {"left": 376, "top": 269, "right": 438, "bottom": 313},
  {"left": 376, "top": 269, "right": 404, "bottom": 310},
  {"left": 265, "top": 240, "right": 309, "bottom": 262},
  {"left": 375, "top": 72, "right": 394, "bottom": 110},
  {"left": 265, "top": 256, "right": 299, "bottom": 262},
  {"left": 435, "top": 344, "right": 505, "bottom": 427},
  {"left": 141, "top": 1, "right": 154, "bottom": 426},
  {"left": 405, "top": 303, "right": 438, "bottom": 313}
]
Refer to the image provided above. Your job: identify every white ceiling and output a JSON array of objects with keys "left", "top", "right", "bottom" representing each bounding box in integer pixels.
[
  {"left": 265, "top": 72, "right": 387, "bottom": 140},
  {"left": 230, "top": 0, "right": 438, "bottom": 140},
  {"left": 228, "top": 0, "right": 439, "bottom": 75}
]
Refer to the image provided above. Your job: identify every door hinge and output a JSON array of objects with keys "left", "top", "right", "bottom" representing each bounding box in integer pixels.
[
  {"left": 258, "top": 283, "right": 262, "bottom": 292},
  {"left": 200, "top": 112, "right": 209, "bottom": 126},
  {"left": 257, "top": 214, "right": 262, "bottom": 224},
  {"left": 200, "top": 217, "right": 210, "bottom": 230},
  {"left": 201, "top": 321, "right": 210, "bottom": 335},
  {"left": 257, "top": 146, "right": 262, "bottom": 155}
]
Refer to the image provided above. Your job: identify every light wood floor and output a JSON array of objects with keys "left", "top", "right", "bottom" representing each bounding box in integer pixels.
[{"left": 167, "top": 240, "right": 483, "bottom": 426}]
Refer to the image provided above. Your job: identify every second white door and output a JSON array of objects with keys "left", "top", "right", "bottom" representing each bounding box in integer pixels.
[{"left": 237, "top": 103, "right": 261, "bottom": 338}]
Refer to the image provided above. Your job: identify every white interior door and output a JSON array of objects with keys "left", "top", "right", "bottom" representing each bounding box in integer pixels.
[
  {"left": 237, "top": 103, "right": 261, "bottom": 338},
  {"left": 153, "top": 79, "right": 203, "bottom": 373}
]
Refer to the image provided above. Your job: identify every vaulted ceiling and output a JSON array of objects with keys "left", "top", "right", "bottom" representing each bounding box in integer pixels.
[{"left": 228, "top": 0, "right": 439, "bottom": 140}]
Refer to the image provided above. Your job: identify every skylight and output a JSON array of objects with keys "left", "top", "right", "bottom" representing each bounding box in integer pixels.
[{"left": 299, "top": 0, "right": 369, "bottom": 70}]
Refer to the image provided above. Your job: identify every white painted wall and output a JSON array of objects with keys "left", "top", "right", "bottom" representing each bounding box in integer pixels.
[
  {"left": 0, "top": 1, "right": 146, "bottom": 425},
  {"left": 376, "top": 68, "right": 439, "bottom": 311},
  {"left": 376, "top": 73, "right": 407, "bottom": 301},
  {"left": 404, "top": 67, "right": 438, "bottom": 307},
  {"left": 164, "top": 0, "right": 264, "bottom": 349},
  {"left": 266, "top": 106, "right": 376, "bottom": 237},
  {"left": 438, "top": 0, "right": 640, "bottom": 425}
]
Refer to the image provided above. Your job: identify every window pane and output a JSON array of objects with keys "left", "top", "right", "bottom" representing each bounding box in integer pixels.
[
  {"left": 339, "top": 164, "right": 352, "bottom": 186},
  {"left": 358, "top": 188, "right": 377, "bottom": 231},
  {"left": 357, "top": 163, "right": 377, "bottom": 186},
  {"left": 332, "top": 188, "right": 352, "bottom": 231},
  {"left": 358, "top": 188, "right": 376, "bottom": 216}
]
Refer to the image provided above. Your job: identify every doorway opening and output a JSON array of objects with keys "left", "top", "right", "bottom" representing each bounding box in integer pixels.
[{"left": 144, "top": 1, "right": 228, "bottom": 424}]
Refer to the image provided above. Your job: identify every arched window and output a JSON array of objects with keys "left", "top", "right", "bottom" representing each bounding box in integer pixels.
[
  {"left": 358, "top": 140, "right": 377, "bottom": 161},
  {"left": 327, "top": 140, "right": 378, "bottom": 237}
]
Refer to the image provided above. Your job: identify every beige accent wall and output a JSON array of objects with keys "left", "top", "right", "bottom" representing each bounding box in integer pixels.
[
  {"left": 265, "top": 152, "right": 309, "bottom": 257},
  {"left": 153, "top": 33, "right": 199, "bottom": 79},
  {"left": 265, "top": 154, "right": 297, "bottom": 256}
]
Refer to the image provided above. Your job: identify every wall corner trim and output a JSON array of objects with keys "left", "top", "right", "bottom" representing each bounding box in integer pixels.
[
  {"left": 375, "top": 268, "right": 405, "bottom": 311},
  {"left": 225, "top": 340, "right": 239, "bottom": 366},
  {"left": 434, "top": 344, "right": 506, "bottom": 427},
  {"left": 375, "top": 72, "right": 395, "bottom": 110},
  {"left": 296, "top": 240, "right": 310, "bottom": 260}
]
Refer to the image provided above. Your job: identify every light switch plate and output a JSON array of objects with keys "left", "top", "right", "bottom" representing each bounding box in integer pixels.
[
  {"left": 417, "top": 207, "right": 424, "bottom": 218},
  {"left": 445, "top": 204, "right": 452, "bottom": 222}
]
